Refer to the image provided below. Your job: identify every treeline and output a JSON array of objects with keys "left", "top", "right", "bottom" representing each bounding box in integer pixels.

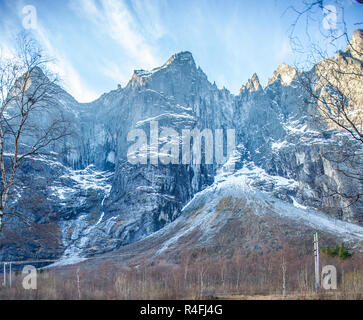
[{"left": 0, "top": 244, "right": 362, "bottom": 300}]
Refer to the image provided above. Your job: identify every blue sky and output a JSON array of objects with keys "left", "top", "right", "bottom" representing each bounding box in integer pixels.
[{"left": 0, "top": 0, "right": 362, "bottom": 102}]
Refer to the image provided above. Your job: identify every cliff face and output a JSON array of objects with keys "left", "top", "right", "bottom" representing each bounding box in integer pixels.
[{"left": 0, "top": 35, "right": 362, "bottom": 263}]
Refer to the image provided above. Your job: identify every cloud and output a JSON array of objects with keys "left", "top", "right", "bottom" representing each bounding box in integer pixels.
[
  {"left": 274, "top": 38, "right": 292, "bottom": 61},
  {"left": 0, "top": 24, "right": 98, "bottom": 103},
  {"left": 99, "top": 60, "right": 129, "bottom": 85},
  {"left": 73, "top": 0, "right": 161, "bottom": 69},
  {"left": 131, "top": 0, "right": 167, "bottom": 41},
  {"left": 0, "top": 0, "right": 100, "bottom": 102},
  {"left": 0, "top": 44, "right": 16, "bottom": 60},
  {"left": 35, "top": 23, "right": 98, "bottom": 102}
]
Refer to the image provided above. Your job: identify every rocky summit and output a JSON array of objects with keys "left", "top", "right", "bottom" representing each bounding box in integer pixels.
[{"left": 1, "top": 34, "right": 362, "bottom": 265}]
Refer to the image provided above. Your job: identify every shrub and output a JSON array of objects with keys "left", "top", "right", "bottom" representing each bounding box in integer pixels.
[{"left": 321, "top": 242, "right": 353, "bottom": 260}]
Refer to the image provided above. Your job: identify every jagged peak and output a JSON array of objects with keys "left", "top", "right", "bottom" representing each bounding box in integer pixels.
[
  {"left": 267, "top": 62, "right": 297, "bottom": 86},
  {"left": 129, "top": 51, "right": 196, "bottom": 84},
  {"left": 30, "top": 65, "right": 45, "bottom": 76},
  {"left": 240, "top": 73, "right": 261, "bottom": 93},
  {"left": 350, "top": 29, "right": 362, "bottom": 47},
  {"left": 164, "top": 51, "right": 194, "bottom": 65},
  {"left": 345, "top": 29, "right": 362, "bottom": 60},
  {"left": 133, "top": 69, "right": 153, "bottom": 77},
  {"left": 19, "top": 65, "right": 50, "bottom": 90}
]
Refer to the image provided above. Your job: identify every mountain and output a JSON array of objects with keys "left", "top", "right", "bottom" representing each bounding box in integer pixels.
[
  {"left": 0, "top": 33, "right": 362, "bottom": 264},
  {"left": 77, "top": 167, "right": 363, "bottom": 271}
]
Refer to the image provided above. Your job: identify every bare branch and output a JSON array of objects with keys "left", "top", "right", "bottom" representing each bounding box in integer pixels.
[{"left": 0, "top": 34, "right": 72, "bottom": 231}]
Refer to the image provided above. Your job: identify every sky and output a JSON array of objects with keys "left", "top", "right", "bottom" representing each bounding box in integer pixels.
[{"left": 0, "top": 0, "right": 362, "bottom": 102}]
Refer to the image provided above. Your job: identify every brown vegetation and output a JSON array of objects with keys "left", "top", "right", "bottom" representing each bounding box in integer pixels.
[{"left": 0, "top": 244, "right": 362, "bottom": 300}]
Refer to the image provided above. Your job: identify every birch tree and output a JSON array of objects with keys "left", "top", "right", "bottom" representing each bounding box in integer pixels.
[
  {"left": 286, "top": 1, "right": 363, "bottom": 209},
  {"left": 0, "top": 34, "right": 70, "bottom": 231}
]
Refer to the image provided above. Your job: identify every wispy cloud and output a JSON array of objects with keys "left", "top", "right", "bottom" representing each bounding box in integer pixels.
[
  {"left": 0, "top": 44, "right": 15, "bottom": 60},
  {"left": 34, "top": 24, "right": 98, "bottom": 102},
  {"left": 274, "top": 38, "right": 292, "bottom": 61},
  {"left": 131, "top": 0, "right": 167, "bottom": 41},
  {"left": 74, "top": 0, "right": 161, "bottom": 69},
  {"left": 0, "top": 0, "right": 99, "bottom": 102},
  {"left": 99, "top": 60, "right": 129, "bottom": 85}
]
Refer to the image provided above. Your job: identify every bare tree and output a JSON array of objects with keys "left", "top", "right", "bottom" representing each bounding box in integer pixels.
[
  {"left": 285, "top": 1, "right": 363, "bottom": 212},
  {"left": 286, "top": 1, "right": 362, "bottom": 140},
  {"left": 0, "top": 34, "right": 71, "bottom": 231}
]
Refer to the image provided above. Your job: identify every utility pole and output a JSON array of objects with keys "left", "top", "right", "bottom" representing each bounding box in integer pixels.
[
  {"left": 3, "top": 263, "right": 6, "bottom": 286},
  {"left": 76, "top": 267, "right": 81, "bottom": 300},
  {"left": 9, "top": 262, "right": 12, "bottom": 288},
  {"left": 313, "top": 232, "right": 320, "bottom": 291},
  {"left": 282, "top": 256, "right": 286, "bottom": 298},
  {"left": 2, "top": 262, "right": 13, "bottom": 288}
]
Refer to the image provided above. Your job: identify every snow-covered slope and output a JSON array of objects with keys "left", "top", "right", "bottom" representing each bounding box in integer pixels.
[
  {"left": 75, "top": 167, "right": 363, "bottom": 269},
  {"left": 124, "top": 168, "right": 363, "bottom": 263}
]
